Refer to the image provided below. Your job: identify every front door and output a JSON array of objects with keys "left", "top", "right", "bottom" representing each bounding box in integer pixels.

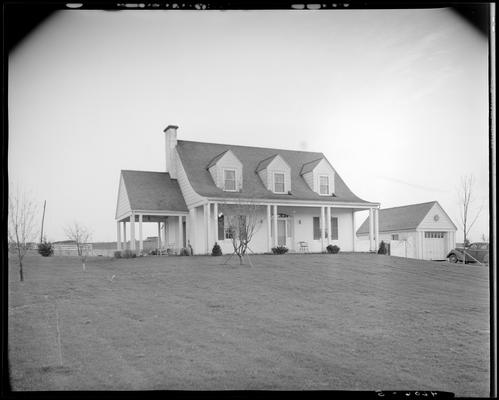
[{"left": 277, "top": 220, "right": 286, "bottom": 246}]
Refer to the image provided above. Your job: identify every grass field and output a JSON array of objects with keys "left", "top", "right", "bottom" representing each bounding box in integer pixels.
[{"left": 8, "top": 253, "right": 490, "bottom": 395}]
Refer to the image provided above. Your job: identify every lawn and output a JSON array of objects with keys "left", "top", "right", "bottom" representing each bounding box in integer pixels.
[{"left": 8, "top": 253, "right": 490, "bottom": 395}]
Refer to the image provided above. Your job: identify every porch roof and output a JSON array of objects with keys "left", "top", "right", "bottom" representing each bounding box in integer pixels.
[
  {"left": 177, "top": 140, "right": 375, "bottom": 205},
  {"left": 121, "top": 170, "right": 188, "bottom": 213}
]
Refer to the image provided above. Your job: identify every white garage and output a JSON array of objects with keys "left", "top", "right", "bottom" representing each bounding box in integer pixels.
[{"left": 356, "top": 201, "right": 457, "bottom": 260}]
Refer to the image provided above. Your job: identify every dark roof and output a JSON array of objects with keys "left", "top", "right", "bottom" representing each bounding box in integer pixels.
[
  {"left": 357, "top": 201, "right": 438, "bottom": 234},
  {"left": 121, "top": 170, "right": 188, "bottom": 212},
  {"left": 176, "top": 140, "right": 374, "bottom": 204}
]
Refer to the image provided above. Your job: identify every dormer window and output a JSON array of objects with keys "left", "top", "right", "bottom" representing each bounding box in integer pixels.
[
  {"left": 223, "top": 169, "right": 237, "bottom": 191},
  {"left": 319, "top": 175, "right": 329, "bottom": 195},
  {"left": 274, "top": 172, "right": 285, "bottom": 193}
]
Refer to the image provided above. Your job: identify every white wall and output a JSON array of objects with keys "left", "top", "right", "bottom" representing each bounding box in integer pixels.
[{"left": 115, "top": 175, "right": 131, "bottom": 220}]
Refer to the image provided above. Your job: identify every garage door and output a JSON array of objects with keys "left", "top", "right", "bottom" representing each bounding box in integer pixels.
[{"left": 423, "top": 231, "right": 447, "bottom": 260}]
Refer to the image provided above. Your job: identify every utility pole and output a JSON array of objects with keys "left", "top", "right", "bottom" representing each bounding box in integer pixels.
[{"left": 40, "top": 200, "right": 46, "bottom": 243}]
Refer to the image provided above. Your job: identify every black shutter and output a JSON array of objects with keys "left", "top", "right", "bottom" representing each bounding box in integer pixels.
[
  {"left": 331, "top": 217, "right": 338, "bottom": 240},
  {"left": 313, "top": 217, "right": 320, "bottom": 240}
]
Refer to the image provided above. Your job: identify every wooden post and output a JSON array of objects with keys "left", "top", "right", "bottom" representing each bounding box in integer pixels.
[
  {"left": 157, "top": 222, "right": 161, "bottom": 251},
  {"left": 206, "top": 202, "right": 211, "bottom": 252},
  {"left": 178, "top": 215, "right": 183, "bottom": 250},
  {"left": 267, "top": 204, "right": 272, "bottom": 252},
  {"left": 321, "top": 206, "right": 325, "bottom": 252},
  {"left": 273, "top": 205, "right": 278, "bottom": 247},
  {"left": 352, "top": 210, "right": 356, "bottom": 252},
  {"left": 369, "top": 208, "right": 374, "bottom": 252},
  {"left": 374, "top": 208, "right": 380, "bottom": 252},
  {"left": 327, "top": 206, "right": 332, "bottom": 246},
  {"left": 130, "top": 213, "right": 136, "bottom": 251},
  {"left": 123, "top": 221, "right": 127, "bottom": 250},
  {"left": 117, "top": 221, "right": 122, "bottom": 250},
  {"left": 204, "top": 204, "right": 209, "bottom": 254},
  {"left": 138, "top": 214, "right": 143, "bottom": 253},
  {"left": 163, "top": 218, "right": 168, "bottom": 250}
]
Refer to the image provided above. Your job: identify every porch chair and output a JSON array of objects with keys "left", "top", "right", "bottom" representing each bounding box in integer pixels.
[{"left": 298, "top": 241, "right": 309, "bottom": 252}]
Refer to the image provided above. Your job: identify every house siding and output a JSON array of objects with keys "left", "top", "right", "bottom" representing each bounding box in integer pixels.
[
  {"left": 175, "top": 148, "right": 205, "bottom": 208},
  {"left": 257, "top": 169, "right": 268, "bottom": 190},
  {"left": 314, "top": 159, "right": 335, "bottom": 195},
  {"left": 116, "top": 175, "right": 131, "bottom": 219},
  {"left": 302, "top": 171, "right": 314, "bottom": 192},
  {"left": 213, "top": 151, "right": 243, "bottom": 190},
  {"left": 417, "top": 203, "right": 456, "bottom": 231}
]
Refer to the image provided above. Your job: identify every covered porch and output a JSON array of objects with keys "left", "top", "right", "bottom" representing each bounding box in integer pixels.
[
  {"left": 116, "top": 211, "right": 189, "bottom": 255},
  {"left": 189, "top": 199, "right": 381, "bottom": 255}
]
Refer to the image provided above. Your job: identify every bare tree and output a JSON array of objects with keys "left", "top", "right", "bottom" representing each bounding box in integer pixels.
[
  {"left": 458, "top": 175, "right": 483, "bottom": 248},
  {"left": 8, "top": 188, "right": 39, "bottom": 281},
  {"left": 222, "top": 200, "right": 262, "bottom": 265},
  {"left": 64, "top": 222, "right": 92, "bottom": 271}
]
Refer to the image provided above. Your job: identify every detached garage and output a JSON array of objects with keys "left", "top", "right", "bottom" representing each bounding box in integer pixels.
[{"left": 356, "top": 201, "right": 457, "bottom": 260}]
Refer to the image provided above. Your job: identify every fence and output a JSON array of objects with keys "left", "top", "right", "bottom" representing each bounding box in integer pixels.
[{"left": 53, "top": 244, "right": 93, "bottom": 256}]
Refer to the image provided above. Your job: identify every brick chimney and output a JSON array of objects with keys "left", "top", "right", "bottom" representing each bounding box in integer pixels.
[{"left": 164, "top": 125, "right": 178, "bottom": 179}]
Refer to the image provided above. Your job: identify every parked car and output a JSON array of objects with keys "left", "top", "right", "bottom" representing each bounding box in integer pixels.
[{"left": 446, "top": 242, "right": 489, "bottom": 264}]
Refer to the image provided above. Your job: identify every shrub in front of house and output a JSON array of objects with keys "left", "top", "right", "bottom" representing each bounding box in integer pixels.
[
  {"left": 271, "top": 246, "right": 288, "bottom": 255},
  {"left": 37, "top": 241, "right": 54, "bottom": 257},
  {"left": 179, "top": 247, "right": 190, "bottom": 256},
  {"left": 326, "top": 244, "right": 340, "bottom": 254},
  {"left": 212, "top": 243, "right": 222, "bottom": 256},
  {"left": 378, "top": 241, "right": 388, "bottom": 255},
  {"left": 114, "top": 251, "right": 122, "bottom": 258}
]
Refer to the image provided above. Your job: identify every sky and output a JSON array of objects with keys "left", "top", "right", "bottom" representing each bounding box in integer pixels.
[{"left": 8, "top": 8, "right": 490, "bottom": 243}]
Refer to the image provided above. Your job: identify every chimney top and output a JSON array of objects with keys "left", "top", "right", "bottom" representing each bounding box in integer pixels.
[{"left": 163, "top": 125, "right": 178, "bottom": 132}]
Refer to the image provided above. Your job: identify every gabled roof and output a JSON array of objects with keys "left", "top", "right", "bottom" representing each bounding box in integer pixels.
[
  {"left": 300, "top": 158, "right": 323, "bottom": 175},
  {"left": 176, "top": 140, "right": 374, "bottom": 204},
  {"left": 356, "top": 201, "right": 441, "bottom": 234},
  {"left": 206, "top": 150, "right": 231, "bottom": 169},
  {"left": 121, "top": 170, "right": 188, "bottom": 212},
  {"left": 255, "top": 154, "right": 289, "bottom": 172}
]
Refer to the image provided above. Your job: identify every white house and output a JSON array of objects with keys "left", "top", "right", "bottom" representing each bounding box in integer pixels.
[
  {"left": 115, "top": 125, "right": 381, "bottom": 255},
  {"left": 356, "top": 201, "right": 457, "bottom": 260}
]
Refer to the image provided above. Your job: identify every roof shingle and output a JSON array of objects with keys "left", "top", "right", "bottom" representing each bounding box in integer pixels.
[
  {"left": 356, "top": 201, "right": 438, "bottom": 234},
  {"left": 177, "top": 140, "right": 374, "bottom": 204},
  {"left": 121, "top": 170, "right": 188, "bottom": 212}
]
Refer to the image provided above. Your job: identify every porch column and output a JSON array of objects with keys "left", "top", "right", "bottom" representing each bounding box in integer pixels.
[
  {"left": 123, "top": 221, "right": 127, "bottom": 249},
  {"left": 138, "top": 214, "right": 143, "bottom": 252},
  {"left": 163, "top": 218, "right": 167, "bottom": 249},
  {"left": 213, "top": 202, "right": 218, "bottom": 244},
  {"left": 157, "top": 222, "right": 161, "bottom": 250},
  {"left": 320, "top": 206, "right": 326, "bottom": 252},
  {"left": 352, "top": 210, "right": 356, "bottom": 252},
  {"left": 189, "top": 208, "right": 196, "bottom": 253},
  {"left": 178, "top": 215, "right": 183, "bottom": 249},
  {"left": 204, "top": 203, "right": 209, "bottom": 254},
  {"left": 374, "top": 208, "right": 380, "bottom": 252},
  {"left": 327, "top": 206, "right": 332, "bottom": 246},
  {"left": 273, "top": 205, "right": 278, "bottom": 247},
  {"left": 130, "top": 213, "right": 136, "bottom": 251},
  {"left": 267, "top": 204, "right": 272, "bottom": 252},
  {"left": 369, "top": 208, "right": 374, "bottom": 252},
  {"left": 116, "top": 221, "right": 122, "bottom": 250}
]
